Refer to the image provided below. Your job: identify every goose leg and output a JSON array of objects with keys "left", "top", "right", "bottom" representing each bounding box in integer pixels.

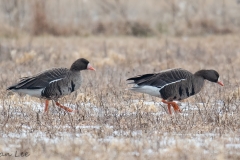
[
  {"left": 167, "top": 103, "right": 172, "bottom": 114},
  {"left": 162, "top": 100, "right": 181, "bottom": 114},
  {"left": 55, "top": 102, "right": 73, "bottom": 112},
  {"left": 171, "top": 102, "right": 181, "bottom": 113},
  {"left": 44, "top": 100, "right": 49, "bottom": 112}
]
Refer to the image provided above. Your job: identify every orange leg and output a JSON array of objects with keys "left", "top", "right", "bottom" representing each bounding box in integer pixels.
[
  {"left": 44, "top": 100, "right": 49, "bottom": 112},
  {"left": 167, "top": 103, "right": 172, "bottom": 115},
  {"left": 162, "top": 99, "right": 181, "bottom": 114},
  {"left": 55, "top": 102, "right": 73, "bottom": 112},
  {"left": 171, "top": 102, "right": 181, "bottom": 113}
]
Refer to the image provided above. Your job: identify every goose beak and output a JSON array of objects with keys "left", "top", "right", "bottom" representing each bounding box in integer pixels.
[
  {"left": 217, "top": 81, "right": 224, "bottom": 86},
  {"left": 87, "top": 64, "right": 96, "bottom": 71}
]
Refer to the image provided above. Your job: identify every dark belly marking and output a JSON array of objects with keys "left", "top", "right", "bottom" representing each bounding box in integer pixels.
[
  {"left": 71, "top": 80, "right": 75, "bottom": 92},
  {"left": 57, "top": 84, "right": 62, "bottom": 95},
  {"left": 179, "top": 86, "right": 183, "bottom": 96},
  {"left": 42, "top": 89, "right": 50, "bottom": 99},
  {"left": 186, "top": 88, "right": 189, "bottom": 97},
  {"left": 191, "top": 83, "right": 195, "bottom": 95}
]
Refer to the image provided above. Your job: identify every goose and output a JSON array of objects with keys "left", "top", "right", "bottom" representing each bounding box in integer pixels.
[
  {"left": 127, "top": 68, "right": 224, "bottom": 114},
  {"left": 7, "top": 58, "right": 95, "bottom": 113}
]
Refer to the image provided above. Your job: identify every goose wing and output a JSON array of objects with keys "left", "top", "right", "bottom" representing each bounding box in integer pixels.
[
  {"left": 127, "top": 68, "right": 192, "bottom": 89},
  {"left": 7, "top": 68, "right": 69, "bottom": 90}
]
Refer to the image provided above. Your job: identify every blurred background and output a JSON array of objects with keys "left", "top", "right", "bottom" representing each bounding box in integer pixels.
[{"left": 0, "top": 0, "right": 240, "bottom": 37}]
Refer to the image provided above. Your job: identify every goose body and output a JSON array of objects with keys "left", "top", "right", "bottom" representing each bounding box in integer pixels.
[
  {"left": 8, "top": 68, "right": 81, "bottom": 99},
  {"left": 127, "top": 68, "right": 224, "bottom": 114},
  {"left": 7, "top": 58, "right": 95, "bottom": 112}
]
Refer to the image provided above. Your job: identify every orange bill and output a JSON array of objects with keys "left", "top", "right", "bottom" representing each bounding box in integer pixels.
[
  {"left": 87, "top": 63, "right": 96, "bottom": 71},
  {"left": 217, "top": 81, "right": 224, "bottom": 86}
]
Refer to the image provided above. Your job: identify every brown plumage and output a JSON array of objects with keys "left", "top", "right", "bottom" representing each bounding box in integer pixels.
[{"left": 127, "top": 68, "right": 224, "bottom": 114}]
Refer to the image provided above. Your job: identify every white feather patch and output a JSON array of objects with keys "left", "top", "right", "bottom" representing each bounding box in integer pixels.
[
  {"left": 158, "top": 79, "right": 186, "bottom": 90},
  {"left": 130, "top": 85, "right": 161, "bottom": 97},
  {"left": 49, "top": 78, "right": 63, "bottom": 84},
  {"left": 11, "top": 89, "right": 44, "bottom": 98}
]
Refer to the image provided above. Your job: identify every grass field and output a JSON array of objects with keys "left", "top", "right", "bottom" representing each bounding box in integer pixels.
[
  {"left": 0, "top": 35, "right": 240, "bottom": 159},
  {"left": 1, "top": 0, "right": 240, "bottom": 159}
]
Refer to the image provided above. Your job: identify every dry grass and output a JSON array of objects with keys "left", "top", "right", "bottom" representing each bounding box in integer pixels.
[
  {"left": 0, "top": 34, "right": 240, "bottom": 159},
  {"left": 0, "top": 0, "right": 240, "bottom": 36}
]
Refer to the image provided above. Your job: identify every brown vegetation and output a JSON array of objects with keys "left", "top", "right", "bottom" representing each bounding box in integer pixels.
[
  {"left": 0, "top": 0, "right": 240, "bottom": 36},
  {"left": 1, "top": 0, "right": 240, "bottom": 159},
  {"left": 0, "top": 35, "right": 240, "bottom": 159}
]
